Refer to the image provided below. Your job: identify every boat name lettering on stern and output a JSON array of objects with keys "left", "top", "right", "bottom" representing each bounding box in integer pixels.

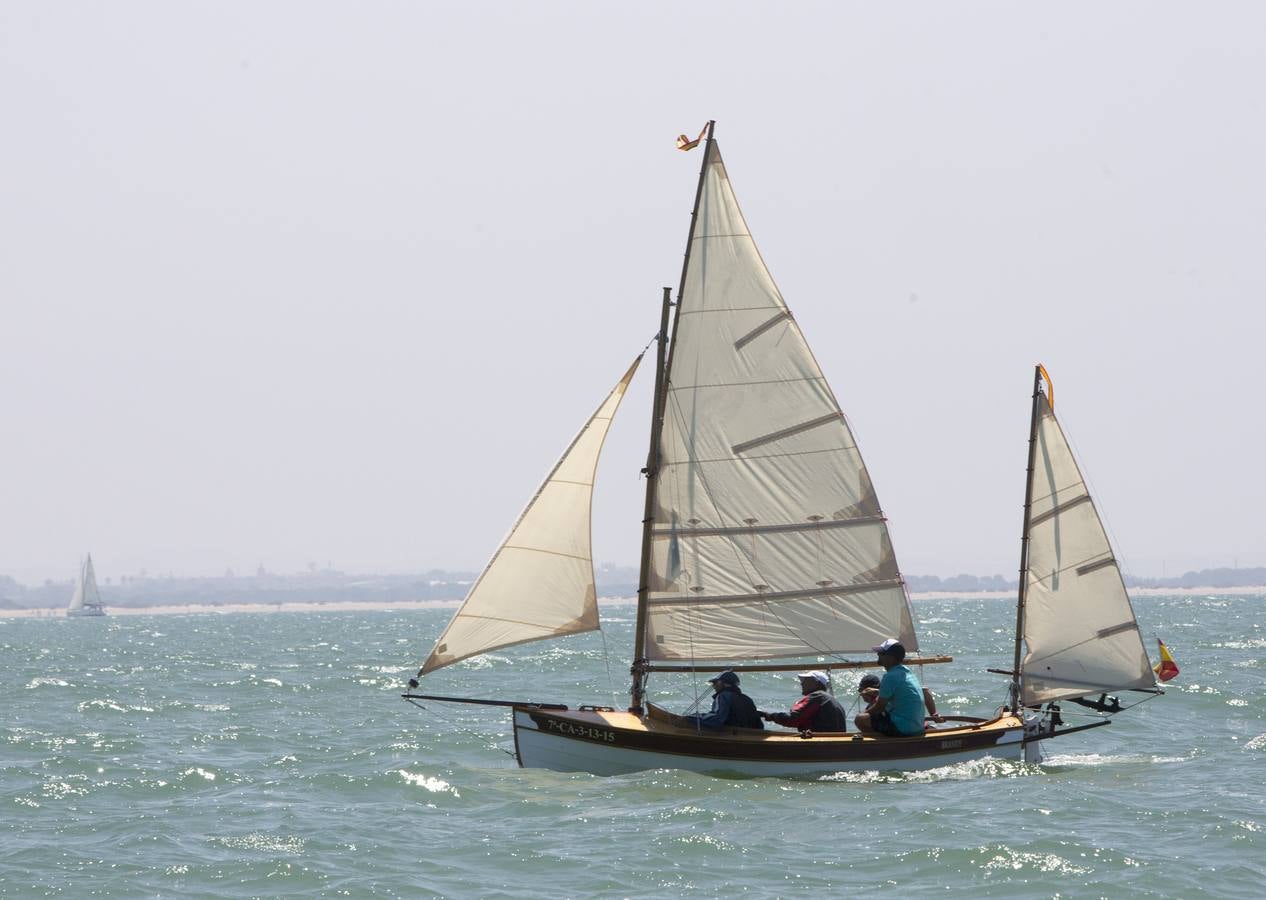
[
  {"left": 938, "top": 738, "right": 964, "bottom": 750},
  {"left": 542, "top": 718, "right": 616, "bottom": 743}
]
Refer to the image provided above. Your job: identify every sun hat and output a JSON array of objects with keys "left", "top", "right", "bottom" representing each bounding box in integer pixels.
[{"left": 796, "top": 670, "right": 830, "bottom": 688}]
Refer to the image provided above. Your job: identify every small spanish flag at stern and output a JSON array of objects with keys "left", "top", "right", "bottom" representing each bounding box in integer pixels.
[{"left": 1154, "top": 639, "right": 1180, "bottom": 682}]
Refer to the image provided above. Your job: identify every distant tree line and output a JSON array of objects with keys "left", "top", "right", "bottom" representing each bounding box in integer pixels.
[{"left": 1127, "top": 566, "right": 1266, "bottom": 589}]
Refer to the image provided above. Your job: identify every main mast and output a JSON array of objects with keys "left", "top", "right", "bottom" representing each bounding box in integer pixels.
[
  {"left": 1009, "top": 364, "right": 1047, "bottom": 712},
  {"left": 630, "top": 120, "right": 716, "bottom": 713}
]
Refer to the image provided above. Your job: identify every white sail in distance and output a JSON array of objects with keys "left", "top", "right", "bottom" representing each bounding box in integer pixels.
[
  {"left": 1021, "top": 387, "right": 1156, "bottom": 705},
  {"left": 421, "top": 355, "right": 642, "bottom": 675},
  {"left": 643, "top": 141, "right": 918, "bottom": 662},
  {"left": 67, "top": 555, "right": 103, "bottom": 612}
]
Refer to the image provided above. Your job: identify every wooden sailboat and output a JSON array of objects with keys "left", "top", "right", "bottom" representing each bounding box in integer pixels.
[
  {"left": 404, "top": 123, "right": 1162, "bottom": 776},
  {"left": 66, "top": 554, "right": 107, "bottom": 618}
]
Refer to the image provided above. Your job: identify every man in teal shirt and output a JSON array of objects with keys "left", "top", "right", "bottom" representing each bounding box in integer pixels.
[{"left": 855, "top": 639, "right": 944, "bottom": 736}]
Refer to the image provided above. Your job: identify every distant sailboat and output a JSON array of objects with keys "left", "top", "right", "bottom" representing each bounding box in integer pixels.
[
  {"left": 403, "top": 123, "right": 1163, "bottom": 777},
  {"left": 66, "top": 555, "right": 107, "bottom": 618}
]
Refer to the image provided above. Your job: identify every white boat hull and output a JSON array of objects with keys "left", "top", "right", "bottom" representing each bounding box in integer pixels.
[{"left": 513, "top": 708, "right": 1026, "bottom": 778}]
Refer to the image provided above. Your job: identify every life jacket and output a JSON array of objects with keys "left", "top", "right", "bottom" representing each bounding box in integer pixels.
[
  {"left": 804, "top": 690, "right": 848, "bottom": 732},
  {"left": 724, "top": 689, "right": 764, "bottom": 729}
]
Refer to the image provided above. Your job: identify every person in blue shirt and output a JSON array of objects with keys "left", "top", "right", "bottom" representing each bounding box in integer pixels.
[
  {"left": 854, "top": 639, "right": 945, "bottom": 736},
  {"left": 683, "top": 670, "right": 764, "bottom": 731}
]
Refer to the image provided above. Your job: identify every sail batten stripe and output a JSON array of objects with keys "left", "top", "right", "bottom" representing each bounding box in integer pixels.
[
  {"left": 648, "top": 579, "right": 904, "bottom": 609},
  {"left": 732, "top": 412, "right": 844, "bottom": 454},
  {"left": 1095, "top": 621, "right": 1139, "bottom": 639},
  {"left": 651, "top": 516, "right": 884, "bottom": 539},
  {"left": 734, "top": 311, "right": 793, "bottom": 349},
  {"left": 1028, "top": 493, "right": 1091, "bottom": 527},
  {"left": 1076, "top": 557, "right": 1117, "bottom": 576}
]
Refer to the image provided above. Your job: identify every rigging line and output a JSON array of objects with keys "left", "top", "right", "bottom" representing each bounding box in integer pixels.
[
  {"left": 598, "top": 626, "right": 617, "bottom": 707},
  {"left": 1025, "top": 691, "right": 1163, "bottom": 721},
  {"left": 667, "top": 374, "right": 829, "bottom": 391},
  {"left": 404, "top": 697, "right": 516, "bottom": 758}
]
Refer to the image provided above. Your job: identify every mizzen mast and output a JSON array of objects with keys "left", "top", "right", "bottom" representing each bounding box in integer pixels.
[{"left": 1010, "top": 364, "right": 1048, "bottom": 712}]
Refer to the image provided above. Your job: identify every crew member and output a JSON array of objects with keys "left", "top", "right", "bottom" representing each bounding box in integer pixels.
[
  {"left": 855, "top": 639, "right": 945, "bottom": 736},
  {"left": 684, "top": 671, "right": 764, "bottom": 730},
  {"left": 762, "top": 670, "right": 848, "bottom": 732}
]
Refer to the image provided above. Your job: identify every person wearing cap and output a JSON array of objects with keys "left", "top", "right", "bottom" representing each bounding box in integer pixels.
[
  {"left": 858, "top": 673, "right": 882, "bottom": 707},
  {"left": 761, "top": 670, "right": 849, "bottom": 733},
  {"left": 682, "top": 671, "right": 764, "bottom": 731},
  {"left": 855, "top": 638, "right": 945, "bottom": 736}
]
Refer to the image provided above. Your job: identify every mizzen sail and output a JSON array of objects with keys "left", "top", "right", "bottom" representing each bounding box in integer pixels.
[
  {"left": 642, "top": 140, "right": 917, "bottom": 662},
  {"left": 421, "top": 356, "right": 642, "bottom": 674},
  {"left": 1020, "top": 385, "right": 1155, "bottom": 705}
]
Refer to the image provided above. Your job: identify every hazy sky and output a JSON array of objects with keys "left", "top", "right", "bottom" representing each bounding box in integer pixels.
[{"left": 3, "top": 2, "right": 1263, "bottom": 584}]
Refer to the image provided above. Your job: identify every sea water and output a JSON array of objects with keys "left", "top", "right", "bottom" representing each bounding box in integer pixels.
[{"left": 2, "top": 595, "right": 1263, "bottom": 898}]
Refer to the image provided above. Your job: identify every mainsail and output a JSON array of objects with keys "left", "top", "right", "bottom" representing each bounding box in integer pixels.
[
  {"left": 67, "top": 555, "right": 104, "bottom": 613},
  {"left": 1019, "top": 378, "right": 1156, "bottom": 705},
  {"left": 421, "top": 356, "right": 642, "bottom": 674},
  {"left": 641, "top": 137, "right": 918, "bottom": 662}
]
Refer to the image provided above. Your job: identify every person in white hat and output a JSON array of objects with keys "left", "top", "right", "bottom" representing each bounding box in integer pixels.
[{"left": 761, "top": 670, "right": 848, "bottom": 733}]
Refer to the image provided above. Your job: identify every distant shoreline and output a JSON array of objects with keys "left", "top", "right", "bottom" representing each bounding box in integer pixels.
[{"left": 1, "top": 584, "right": 1263, "bottom": 619}]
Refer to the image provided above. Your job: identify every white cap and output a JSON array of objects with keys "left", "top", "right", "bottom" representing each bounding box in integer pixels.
[
  {"left": 796, "top": 670, "right": 830, "bottom": 688},
  {"left": 872, "top": 638, "right": 904, "bottom": 655}
]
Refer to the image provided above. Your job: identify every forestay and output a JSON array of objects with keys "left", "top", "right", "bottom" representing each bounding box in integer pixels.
[
  {"left": 643, "top": 141, "right": 918, "bottom": 662},
  {"left": 421, "top": 356, "right": 642, "bottom": 674},
  {"left": 1021, "top": 392, "right": 1156, "bottom": 705}
]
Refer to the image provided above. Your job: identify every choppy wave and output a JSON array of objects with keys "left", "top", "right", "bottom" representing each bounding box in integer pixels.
[
  {"left": 818, "top": 755, "right": 1039, "bottom": 784},
  {"left": 2, "top": 597, "right": 1263, "bottom": 896},
  {"left": 397, "top": 770, "right": 461, "bottom": 796}
]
